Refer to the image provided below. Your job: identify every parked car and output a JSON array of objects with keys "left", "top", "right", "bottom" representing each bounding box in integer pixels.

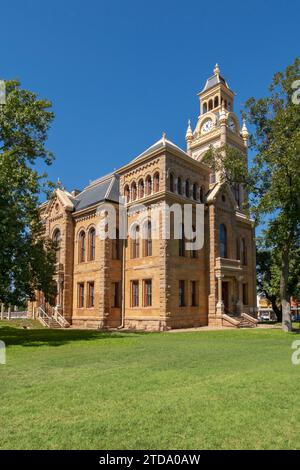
[
  {"left": 292, "top": 314, "right": 300, "bottom": 322},
  {"left": 258, "top": 309, "right": 277, "bottom": 322}
]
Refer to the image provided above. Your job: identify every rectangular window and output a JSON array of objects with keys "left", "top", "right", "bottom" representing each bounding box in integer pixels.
[
  {"left": 191, "top": 281, "right": 198, "bottom": 307},
  {"left": 87, "top": 282, "right": 94, "bottom": 308},
  {"left": 131, "top": 280, "right": 139, "bottom": 307},
  {"left": 112, "top": 230, "right": 120, "bottom": 260},
  {"left": 179, "top": 280, "right": 185, "bottom": 307},
  {"left": 78, "top": 283, "right": 84, "bottom": 308},
  {"left": 111, "top": 282, "right": 120, "bottom": 308},
  {"left": 144, "top": 279, "right": 152, "bottom": 307},
  {"left": 243, "top": 283, "right": 248, "bottom": 305}
]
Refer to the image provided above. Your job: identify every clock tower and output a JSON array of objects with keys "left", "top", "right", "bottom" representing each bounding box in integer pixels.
[{"left": 185, "top": 64, "right": 249, "bottom": 180}]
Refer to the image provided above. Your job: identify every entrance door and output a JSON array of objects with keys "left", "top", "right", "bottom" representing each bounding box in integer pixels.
[{"left": 222, "top": 282, "right": 229, "bottom": 314}]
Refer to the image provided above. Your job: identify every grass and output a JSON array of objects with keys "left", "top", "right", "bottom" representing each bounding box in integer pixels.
[{"left": 0, "top": 320, "right": 299, "bottom": 450}]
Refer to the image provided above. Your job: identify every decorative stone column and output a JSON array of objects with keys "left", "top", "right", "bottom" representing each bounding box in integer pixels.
[
  {"left": 236, "top": 275, "right": 243, "bottom": 314},
  {"left": 216, "top": 274, "right": 224, "bottom": 315}
]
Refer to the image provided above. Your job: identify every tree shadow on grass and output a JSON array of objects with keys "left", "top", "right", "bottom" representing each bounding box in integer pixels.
[{"left": 0, "top": 326, "right": 149, "bottom": 348}]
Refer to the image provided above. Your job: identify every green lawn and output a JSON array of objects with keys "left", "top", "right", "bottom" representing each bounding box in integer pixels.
[{"left": 0, "top": 320, "right": 299, "bottom": 450}]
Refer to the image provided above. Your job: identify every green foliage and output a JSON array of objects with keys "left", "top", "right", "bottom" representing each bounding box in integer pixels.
[{"left": 0, "top": 80, "right": 57, "bottom": 306}]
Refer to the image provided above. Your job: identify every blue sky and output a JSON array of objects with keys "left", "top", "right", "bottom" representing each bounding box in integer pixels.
[{"left": 1, "top": 0, "right": 299, "bottom": 194}]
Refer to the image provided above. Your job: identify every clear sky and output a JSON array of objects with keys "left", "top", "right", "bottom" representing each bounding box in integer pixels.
[{"left": 1, "top": 0, "right": 299, "bottom": 194}]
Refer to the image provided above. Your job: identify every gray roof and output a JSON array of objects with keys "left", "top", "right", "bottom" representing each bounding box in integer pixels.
[
  {"left": 73, "top": 174, "right": 119, "bottom": 211},
  {"left": 131, "top": 136, "right": 188, "bottom": 163},
  {"left": 201, "top": 74, "right": 229, "bottom": 93}
]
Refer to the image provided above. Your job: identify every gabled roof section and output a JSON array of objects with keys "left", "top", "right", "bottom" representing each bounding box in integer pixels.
[
  {"left": 200, "top": 64, "right": 232, "bottom": 94},
  {"left": 131, "top": 133, "right": 189, "bottom": 163},
  {"left": 206, "top": 181, "right": 238, "bottom": 210},
  {"left": 73, "top": 173, "right": 119, "bottom": 212}
]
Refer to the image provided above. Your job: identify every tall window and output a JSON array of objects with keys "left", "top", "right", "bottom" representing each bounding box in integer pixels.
[
  {"left": 241, "top": 238, "right": 247, "bottom": 265},
  {"left": 208, "top": 99, "right": 213, "bottom": 111},
  {"left": 179, "top": 280, "right": 185, "bottom": 307},
  {"left": 177, "top": 177, "right": 182, "bottom": 195},
  {"left": 79, "top": 231, "right": 86, "bottom": 263},
  {"left": 192, "top": 183, "right": 198, "bottom": 200},
  {"left": 88, "top": 228, "right": 96, "bottom": 261},
  {"left": 144, "top": 279, "right": 152, "bottom": 307},
  {"left": 169, "top": 173, "right": 174, "bottom": 192},
  {"left": 132, "top": 225, "right": 140, "bottom": 258},
  {"left": 111, "top": 282, "right": 120, "bottom": 308},
  {"left": 191, "top": 281, "right": 198, "bottom": 307},
  {"left": 112, "top": 229, "right": 120, "bottom": 260},
  {"left": 185, "top": 180, "right": 190, "bottom": 198},
  {"left": 236, "top": 237, "right": 240, "bottom": 261},
  {"left": 131, "top": 281, "right": 139, "bottom": 307},
  {"left": 191, "top": 225, "right": 197, "bottom": 259},
  {"left": 203, "top": 102, "right": 207, "bottom": 114},
  {"left": 214, "top": 96, "right": 219, "bottom": 108},
  {"left": 87, "top": 282, "right": 94, "bottom": 308},
  {"left": 233, "top": 183, "right": 240, "bottom": 207},
  {"left": 138, "top": 179, "right": 144, "bottom": 198},
  {"left": 124, "top": 185, "right": 130, "bottom": 203},
  {"left": 144, "top": 221, "right": 152, "bottom": 257},
  {"left": 220, "top": 224, "right": 227, "bottom": 258},
  {"left": 53, "top": 229, "right": 61, "bottom": 264},
  {"left": 131, "top": 182, "right": 137, "bottom": 201},
  {"left": 243, "top": 283, "right": 248, "bottom": 305},
  {"left": 145, "top": 175, "right": 152, "bottom": 195},
  {"left": 153, "top": 172, "right": 160, "bottom": 192},
  {"left": 200, "top": 186, "right": 205, "bottom": 203},
  {"left": 179, "top": 224, "right": 185, "bottom": 257},
  {"left": 78, "top": 283, "right": 84, "bottom": 308}
]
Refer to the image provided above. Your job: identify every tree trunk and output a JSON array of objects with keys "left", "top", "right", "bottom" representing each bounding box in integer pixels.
[
  {"left": 270, "top": 297, "right": 282, "bottom": 322},
  {"left": 280, "top": 247, "right": 292, "bottom": 332}
]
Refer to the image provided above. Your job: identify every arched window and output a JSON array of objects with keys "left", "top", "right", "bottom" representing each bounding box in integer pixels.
[
  {"left": 203, "top": 102, "right": 207, "bottom": 114},
  {"left": 241, "top": 238, "right": 247, "bottom": 266},
  {"left": 112, "top": 228, "right": 120, "bottom": 260},
  {"left": 132, "top": 225, "right": 140, "bottom": 259},
  {"left": 220, "top": 224, "right": 227, "bottom": 258},
  {"left": 185, "top": 180, "right": 190, "bottom": 198},
  {"left": 138, "top": 179, "right": 144, "bottom": 198},
  {"left": 88, "top": 228, "right": 96, "bottom": 261},
  {"left": 208, "top": 99, "right": 213, "bottom": 111},
  {"left": 145, "top": 175, "right": 152, "bottom": 195},
  {"left": 214, "top": 96, "right": 219, "bottom": 108},
  {"left": 200, "top": 186, "right": 205, "bottom": 203},
  {"left": 124, "top": 185, "right": 130, "bottom": 203},
  {"left": 193, "top": 183, "right": 198, "bottom": 200},
  {"left": 79, "top": 230, "right": 86, "bottom": 263},
  {"left": 169, "top": 173, "right": 174, "bottom": 192},
  {"left": 225, "top": 100, "right": 228, "bottom": 109},
  {"left": 53, "top": 229, "right": 61, "bottom": 264},
  {"left": 177, "top": 177, "right": 182, "bottom": 195},
  {"left": 153, "top": 172, "right": 160, "bottom": 192},
  {"left": 131, "top": 182, "right": 137, "bottom": 201},
  {"left": 144, "top": 221, "right": 152, "bottom": 257}
]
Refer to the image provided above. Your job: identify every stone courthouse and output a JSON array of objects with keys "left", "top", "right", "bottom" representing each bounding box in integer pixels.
[{"left": 31, "top": 65, "right": 257, "bottom": 330}]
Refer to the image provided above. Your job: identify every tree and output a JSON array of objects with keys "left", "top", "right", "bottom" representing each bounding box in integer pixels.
[
  {"left": 204, "top": 58, "right": 300, "bottom": 332},
  {"left": 0, "top": 80, "right": 57, "bottom": 307}
]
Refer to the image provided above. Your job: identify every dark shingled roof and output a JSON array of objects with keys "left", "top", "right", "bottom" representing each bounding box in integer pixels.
[
  {"left": 201, "top": 74, "right": 229, "bottom": 93},
  {"left": 73, "top": 174, "right": 119, "bottom": 211}
]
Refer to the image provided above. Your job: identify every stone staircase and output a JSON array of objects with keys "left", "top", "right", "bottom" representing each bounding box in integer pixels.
[
  {"left": 222, "top": 312, "right": 258, "bottom": 328},
  {"left": 37, "top": 306, "right": 70, "bottom": 329}
]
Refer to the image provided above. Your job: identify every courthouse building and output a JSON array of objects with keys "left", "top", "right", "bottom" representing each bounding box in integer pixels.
[{"left": 30, "top": 65, "right": 257, "bottom": 330}]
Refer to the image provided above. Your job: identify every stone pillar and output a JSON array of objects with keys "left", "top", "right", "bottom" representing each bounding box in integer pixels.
[
  {"left": 0, "top": 303, "right": 4, "bottom": 320},
  {"left": 8, "top": 305, "right": 11, "bottom": 320},
  {"left": 216, "top": 274, "right": 224, "bottom": 315},
  {"left": 236, "top": 276, "right": 243, "bottom": 314}
]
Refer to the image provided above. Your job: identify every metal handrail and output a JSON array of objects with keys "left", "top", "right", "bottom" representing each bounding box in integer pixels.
[
  {"left": 38, "top": 306, "right": 52, "bottom": 327},
  {"left": 53, "top": 307, "right": 70, "bottom": 327}
]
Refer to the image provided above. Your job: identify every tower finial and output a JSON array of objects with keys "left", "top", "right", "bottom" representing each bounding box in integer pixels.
[
  {"left": 162, "top": 132, "right": 167, "bottom": 144},
  {"left": 185, "top": 119, "right": 193, "bottom": 140},
  {"left": 214, "top": 63, "right": 220, "bottom": 75}
]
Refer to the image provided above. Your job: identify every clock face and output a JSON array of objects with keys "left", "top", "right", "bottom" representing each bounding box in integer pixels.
[
  {"left": 201, "top": 119, "right": 213, "bottom": 134},
  {"left": 228, "top": 118, "right": 236, "bottom": 132}
]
